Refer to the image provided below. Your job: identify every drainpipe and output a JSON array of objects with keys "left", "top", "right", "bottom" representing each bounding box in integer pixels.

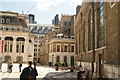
[
  {"left": 80, "top": 13, "right": 82, "bottom": 66},
  {"left": 91, "top": 2, "right": 95, "bottom": 78}
]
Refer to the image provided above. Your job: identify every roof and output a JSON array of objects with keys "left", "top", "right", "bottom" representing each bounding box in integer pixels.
[{"left": 0, "top": 16, "right": 28, "bottom": 28}]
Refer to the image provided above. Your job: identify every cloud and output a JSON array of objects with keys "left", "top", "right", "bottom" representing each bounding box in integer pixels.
[
  {"left": 0, "top": 0, "right": 34, "bottom": 2},
  {"left": 70, "top": 0, "right": 83, "bottom": 7},
  {"left": 33, "top": 0, "right": 63, "bottom": 11},
  {"left": 0, "top": 0, "right": 83, "bottom": 11},
  {"left": 33, "top": 0, "right": 83, "bottom": 11}
]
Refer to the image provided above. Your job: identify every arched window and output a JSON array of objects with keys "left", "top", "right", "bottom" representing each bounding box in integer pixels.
[
  {"left": 1, "top": 18, "right": 5, "bottom": 23},
  {"left": 71, "top": 56, "right": 74, "bottom": 66},
  {"left": 98, "top": 1, "right": 105, "bottom": 48},
  {"left": 6, "top": 19, "right": 10, "bottom": 23},
  {"left": 56, "top": 56, "right": 60, "bottom": 63},
  {"left": 16, "top": 37, "right": 25, "bottom": 41},
  {"left": 88, "top": 10, "right": 93, "bottom": 51},
  {"left": 4, "top": 37, "right": 13, "bottom": 53},
  {"left": 64, "top": 56, "right": 67, "bottom": 63},
  {"left": 16, "top": 37, "right": 25, "bottom": 53}
]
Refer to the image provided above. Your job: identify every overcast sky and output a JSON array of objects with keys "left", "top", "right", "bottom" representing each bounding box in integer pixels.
[{"left": 0, "top": 0, "right": 83, "bottom": 24}]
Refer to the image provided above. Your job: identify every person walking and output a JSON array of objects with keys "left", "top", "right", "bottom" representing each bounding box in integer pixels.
[
  {"left": 0, "top": 61, "right": 2, "bottom": 72},
  {"left": 9, "top": 60, "right": 13, "bottom": 73},
  {"left": 33, "top": 61, "right": 37, "bottom": 68},
  {"left": 19, "top": 62, "right": 22, "bottom": 72},
  {"left": 77, "top": 65, "right": 85, "bottom": 80},
  {"left": 7, "top": 60, "right": 10, "bottom": 72},
  {"left": 20, "top": 61, "right": 38, "bottom": 80}
]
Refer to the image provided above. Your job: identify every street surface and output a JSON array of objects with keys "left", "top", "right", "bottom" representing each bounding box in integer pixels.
[{"left": 0, "top": 63, "right": 61, "bottom": 80}]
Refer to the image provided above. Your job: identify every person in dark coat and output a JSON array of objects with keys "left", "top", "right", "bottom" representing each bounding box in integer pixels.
[
  {"left": 33, "top": 61, "right": 37, "bottom": 68},
  {"left": 19, "top": 62, "right": 22, "bottom": 72},
  {"left": 77, "top": 65, "right": 85, "bottom": 80},
  {"left": 20, "top": 61, "right": 38, "bottom": 80}
]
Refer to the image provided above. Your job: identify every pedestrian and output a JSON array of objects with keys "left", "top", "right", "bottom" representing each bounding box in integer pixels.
[
  {"left": 20, "top": 61, "right": 38, "bottom": 80},
  {"left": 77, "top": 65, "right": 85, "bottom": 80},
  {"left": 84, "top": 68, "right": 89, "bottom": 79},
  {"left": 70, "top": 66, "right": 74, "bottom": 72},
  {"left": 0, "top": 61, "right": 2, "bottom": 72},
  {"left": 19, "top": 62, "right": 22, "bottom": 72},
  {"left": 7, "top": 60, "right": 10, "bottom": 72},
  {"left": 33, "top": 61, "right": 37, "bottom": 68},
  {"left": 9, "top": 60, "right": 13, "bottom": 73}
]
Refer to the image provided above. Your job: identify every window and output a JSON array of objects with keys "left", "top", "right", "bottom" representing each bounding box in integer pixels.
[
  {"left": 38, "top": 49, "right": 40, "bottom": 51},
  {"left": 34, "top": 44, "right": 37, "bottom": 47},
  {"left": 1, "top": 18, "right": 5, "bottom": 23},
  {"left": 64, "top": 56, "right": 67, "bottom": 63},
  {"left": 38, "top": 53, "right": 40, "bottom": 56},
  {"left": 64, "top": 21, "right": 71, "bottom": 26},
  {"left": 64, "top": 28, "right": 71, "bottom": 35},
  {"left": 34, "top": 53, "right": 37, "bottom": 56},
  {"left": 34, "top": 49, "right": 37, "bottom": 51},
  {"left": 56, "top": 44, "right": 60, "bottom": 52},
  {"left": 56, "top": 56, "right": 60, "bottom": 63},
  {"left": 4, "top": 37, "right": 13, "bottom": 53},
  {"left": 64, "top": 45, "right": 68, "bottom": 52},
  {"left": 71, "top": 45, "right": 75, "bottom": 52},
  {"left": 10, "top": 44, "right": 12, "bottom": 52},
  {"left": 16, "top": 37, "right": 25, "bottom": 53},
  {"left": 4, "top": 42, "right": 7, "bottom": 52},
  {"left": 6, "top": 19, "right": 10, "bottom": 23},
  {"left": 16, "top": 45, "right": 19, "bottom": 53},
  {"left": 22, "top": 45, "right": 24, "bottom": 53},
  {"left": 98, "top": 1, "right": 105, "bottom": 48},
  {"left": 88, "top": 10, "right": 93, "bottom": 51},
  {"left": 83, "top": 24, "right": 86, "bottom": 52}
]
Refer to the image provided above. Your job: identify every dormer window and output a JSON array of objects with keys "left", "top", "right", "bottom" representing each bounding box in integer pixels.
[
  {"left": 0, "top": 18, "right": 5, "bottom": 23},
  {"left": 6, "top": 19, "right": 10, "bottom": 23}
]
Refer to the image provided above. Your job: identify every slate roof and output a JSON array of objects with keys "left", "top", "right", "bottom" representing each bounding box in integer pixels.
[{"left": 0, "top": 16, "right": 28, "bottom": 28}]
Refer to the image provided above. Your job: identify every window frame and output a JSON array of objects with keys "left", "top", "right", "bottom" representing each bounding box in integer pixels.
[
  {"left": 56, "top": 44, "right": 61, "bottom": 52},
  {"left": 64, "top": 44, "right": 68, "bottom": 52}
]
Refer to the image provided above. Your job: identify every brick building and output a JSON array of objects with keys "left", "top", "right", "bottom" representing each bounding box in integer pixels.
[{"left": 75, "top": 2, "right": 120, "bottom": 78}]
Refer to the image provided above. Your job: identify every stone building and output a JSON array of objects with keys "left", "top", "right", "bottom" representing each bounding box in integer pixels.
[
  {"left": 49, "top": 34, "right": 75, "bottom": 66},
  {"left": 0, "top": 11, "right": 34, "bottom": 62},
  {"left": 29, "top": 24, "right": 53, "bottom": 63},
  {"left": 40, "top": 14, "right": 75, "bottom": 65},
  {"left": 74, "top": 1, "right": 120, "bottom": 78}
]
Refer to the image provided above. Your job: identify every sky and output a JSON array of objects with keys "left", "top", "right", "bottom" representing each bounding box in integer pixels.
[{"left": 0, "top": 0, "right": 83, "bottom": 24}]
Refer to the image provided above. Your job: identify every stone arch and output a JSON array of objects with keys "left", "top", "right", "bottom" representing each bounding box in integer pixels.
[
  {"left": 16, "top": 56, "right": 23, "bottom": 62},
  {"left": 4, "top": 56, "right": 11, "bottom": 62},
  {"left": 5, "top": 37, "right": 13, "bottom": 41},
  {"left": 16, "top": 37, "right": 25, "bottom": 41}
]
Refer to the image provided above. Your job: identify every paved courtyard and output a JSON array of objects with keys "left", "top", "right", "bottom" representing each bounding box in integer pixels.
[{"left": 0, "top": 63, "right": 61, "bottom": 80}]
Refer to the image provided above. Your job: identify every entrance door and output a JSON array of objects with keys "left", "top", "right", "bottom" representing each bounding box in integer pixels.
[
  {"left": 71, "top": 56, "right": 74, "bottom": 67},
  {"left": 4, "top": 56, "right": 11, "bottom": 62},
  {"left": 16, "top": 56, "right": 23, "bottom": 62}
]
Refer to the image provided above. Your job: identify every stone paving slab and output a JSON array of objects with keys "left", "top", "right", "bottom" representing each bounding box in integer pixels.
[{"left": 42, "top": 72, "right": 77, "bottom": 80}]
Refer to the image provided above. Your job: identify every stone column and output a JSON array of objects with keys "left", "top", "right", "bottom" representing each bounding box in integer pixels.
[
  {"left": 24, "top": 37, "right": 29, "bottom": 62},
  {"left": 13, "top": 37, "right": 17, "bottom": 53},
  {"left": 12, "top": 37, "right": 17, "bottom": 62}
]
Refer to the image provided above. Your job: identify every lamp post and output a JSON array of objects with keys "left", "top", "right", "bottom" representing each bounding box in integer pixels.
[{"left": 52, "top": 54, "right": 54, "bottom": 67}]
